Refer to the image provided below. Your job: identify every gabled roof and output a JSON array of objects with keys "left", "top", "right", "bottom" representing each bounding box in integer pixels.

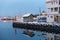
[
  {"left": 23, "top": 13, "right": 32, "bottom": 17},
  {"left": 46, "top": 0, "right": 51, "bottom": 1},
  {"left": 33, "top": 14, "right": 39, "bottom": 17}
]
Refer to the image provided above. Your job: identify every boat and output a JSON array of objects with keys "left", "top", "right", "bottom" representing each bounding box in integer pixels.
[{"left": 1, "top": 18, "right": 14, "bottom": 20}]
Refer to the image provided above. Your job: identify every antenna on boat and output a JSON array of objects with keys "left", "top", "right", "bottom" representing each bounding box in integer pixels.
[{"left": 39, "top": 7, "right": 41, "bottom": 16}]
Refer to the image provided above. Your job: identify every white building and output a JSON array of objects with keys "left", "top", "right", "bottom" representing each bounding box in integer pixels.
[
  {"left": 36, "top": 0, "right": 60, "bottom": 40},
  {"left": 46, "top": 0, "right": 60, "bottom": 23},
  {"left": 15, "top": 16, "right": 23, "bottom": 22},
  {"left": 37, "top": 12, "right": 54, "bottom": 24},
  {"left": 37, "top": 0, "right": 60, "bottom": 23},
  {"left": 46, "top": 0, "right": 60, "bottom": 14}
]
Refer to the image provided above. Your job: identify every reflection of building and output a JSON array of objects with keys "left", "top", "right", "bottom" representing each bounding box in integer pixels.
[
  {"left": 45, "top": 33, "right": 60, "bottom": 40},
  {"left": 54, "top": 35, "right": 60, "bottom": 40},
  {"left": 23, "top": 13, "right": 34, "bottom": 22},
  {"left": 46, "top": 33, "right": 54, "bottom": 40}
]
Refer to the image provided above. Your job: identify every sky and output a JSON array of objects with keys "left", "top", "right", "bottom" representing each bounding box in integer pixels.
[{"left": 0, "top": 0, "right": 46, "bottom": 17}]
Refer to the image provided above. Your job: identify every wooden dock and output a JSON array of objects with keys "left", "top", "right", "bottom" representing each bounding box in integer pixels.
[{"left": 13, "top": 22, "right": 60, "bottom": 34}]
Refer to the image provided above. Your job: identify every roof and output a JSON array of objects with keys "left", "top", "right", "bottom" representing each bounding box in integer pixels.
[
  {"left": 23, "top": 13, "right": 32, "bottom": 17},
  {"left": 33, "top": 14, "right": 39, "bottom": 17},
  {"left": 46, "top": 0, "right": 51, "bottom": 1},
  {"left": 46, "top": 0, "right": 52, "bottom": 3}
]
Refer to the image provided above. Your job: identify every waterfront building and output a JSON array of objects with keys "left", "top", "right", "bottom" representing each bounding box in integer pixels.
[
  {"left": 46, "top": 0, "right": 59, "bottom": 14},
  {"left": 37, "top": 11, "right": 54, "bottom": 24},
  {"left": 23, "top": 13, "right": 34, "bottom": 22},
  {"left": 37, "top": 0, "right": 60, "bottom": 24},
  {"left": 15, "top": 16, "right": 23, "bottom": 22},
  {"left": 37, "top": 0, "right": 60, "bottom": 40},
  {"left": 46, "top": 0, "right": 60, "bottom": 23},
  {"left": 33, "top": 14, "right": 39, "bottom": 21}
]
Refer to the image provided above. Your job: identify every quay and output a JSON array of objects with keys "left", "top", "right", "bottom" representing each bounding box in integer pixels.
[{"left": 13, "top": 22, "right": 60, "bottom": 34}]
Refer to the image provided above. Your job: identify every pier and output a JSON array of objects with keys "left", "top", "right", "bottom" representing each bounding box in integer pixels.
[{"left": 13, "top": 22, "right": 60, "bottom": 34}]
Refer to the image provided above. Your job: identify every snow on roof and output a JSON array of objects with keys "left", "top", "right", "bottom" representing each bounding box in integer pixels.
[
  {"left": 46, "top": 0, "right": 51, "bottom": 1},
  {"left": 23, "top": 13, "right": 32, "bottom": 17}
]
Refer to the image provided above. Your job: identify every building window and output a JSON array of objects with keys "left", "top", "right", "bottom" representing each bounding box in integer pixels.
[
  {"left": 50, "top": 16, "right": 53, "bottom": 18},
  {"left": 59, "top": 0, "right": 60, "bottom": 5},
  {"left": 54, "top": 7, "right": 58, "bottom": 12},
  {"left": 54, "top": 16, "right": 58, "bottom": 22},
  {"left": 59, "top": 7, "right": 60, "bottom": 13},
  {"left": 38, "top": 17, "right": 47, "bottom": 22},
  {"left": 48, "top": 8, "right": 50, "bottom": 9},
  {"left": 51, "top": 2, "right": 53, "bottom": 5},
  {"left": 48, "top": 16, "right": 49, "bottom": 17},
  {"left": 51, "top": 8, "right": 53, "bottom": 12},
  {"left": 48, "top": 8, "right": 50, "bottom": 10},
  {"left": 48, "top": 8, "right": 51, "bottom": 13}
]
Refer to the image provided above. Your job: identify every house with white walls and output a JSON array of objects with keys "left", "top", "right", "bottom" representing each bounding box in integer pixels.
[
  {"left": 37, "top": 12, "right": 54, "bottom": 23},
  {"left": 37, "top": 0, "right": 60, "bottom": 24},
  {"left": 15, "top": 16, "right": 23, "bottom": 22},
  {"left": 46, "top": 0, "right": 60, "bottom": 23},
  {"left": 23, "top": 13, "right": 34, "bottom": 22}
]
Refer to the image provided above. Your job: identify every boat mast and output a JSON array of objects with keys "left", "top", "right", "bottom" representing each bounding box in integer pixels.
[{"left": 39, "top": 8, "right": 41, "bottom": 16}]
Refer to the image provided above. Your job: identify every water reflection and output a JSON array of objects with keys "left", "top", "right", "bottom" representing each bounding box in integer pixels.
[
  {"left": 0, "top": 21, "right": 46, "bottom": 40},
  {"left": 13, "top": 28, "right": 46, "bottom": 40}
]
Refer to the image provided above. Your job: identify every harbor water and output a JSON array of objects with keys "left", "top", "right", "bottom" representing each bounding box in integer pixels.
[{"left": 0, "top": 21, "right": 47, "bottom": 40}]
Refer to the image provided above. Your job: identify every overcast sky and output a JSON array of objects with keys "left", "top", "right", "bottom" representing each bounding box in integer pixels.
[{"left": 0, "top": 0, "right": 46, "bottom": 17}]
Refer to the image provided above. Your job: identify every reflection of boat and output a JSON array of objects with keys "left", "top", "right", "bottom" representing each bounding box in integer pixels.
[{"left": 23, "top": 30, "right": 35, "bottom": 37}]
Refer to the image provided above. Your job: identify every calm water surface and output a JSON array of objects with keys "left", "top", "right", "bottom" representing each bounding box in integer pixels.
[{"left": 0, "top": 21, "right": 46, "bottom": 40}]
